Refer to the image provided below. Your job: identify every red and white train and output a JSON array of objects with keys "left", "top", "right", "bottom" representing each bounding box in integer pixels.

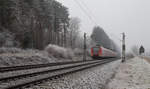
[{"left": 91, "top": 45, "right": 117, "bottom": 59}]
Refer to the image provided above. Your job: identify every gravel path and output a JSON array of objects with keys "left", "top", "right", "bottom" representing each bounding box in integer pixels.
[{"left": 107, "top": 57, "right": 150, "bottom": 89}]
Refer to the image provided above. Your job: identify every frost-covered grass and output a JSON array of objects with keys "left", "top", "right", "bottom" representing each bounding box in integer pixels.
[
  {"left": 0, "top": 47, "right": 24, "bottom": 54},
  {"left": 0, "top": 47, "right": 69, "bottom": 67},
  {"left": 107, "top": 57, "right": 150, "bottom": 89},
  {"left": 0, "top": 45, "right": 87, "bottom": 67},
  {"left": 0, "top": 49, "right": 53, "bottom": 67}
]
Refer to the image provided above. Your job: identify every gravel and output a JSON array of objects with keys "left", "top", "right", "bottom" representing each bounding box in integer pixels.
[
  {"left": 28, "top": 59, "right": 121, "bottom": 89},
  {"left": 0, "top": 60, "right": 100, "bottom": 79}
]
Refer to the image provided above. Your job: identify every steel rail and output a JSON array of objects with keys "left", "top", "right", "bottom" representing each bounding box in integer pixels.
[
  {"left": 0, "top": 58, "right": 119, "bottom": 89},
  {"left": 0, "top": 60, "right": 95, "bottom": 72},
  {"left": 0, "top": 60, "right": 102, "bottom": 81}
]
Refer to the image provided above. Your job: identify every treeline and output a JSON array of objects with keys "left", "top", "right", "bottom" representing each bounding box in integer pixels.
[
  {"left": 0, "top": 0, "right": 120, "bottom": 53},
  {"left": 0, "top": 0, "right": 81, "bottom": 49},
  {"left": 91, "top": 26, "right": 120, "bottom": 53}
]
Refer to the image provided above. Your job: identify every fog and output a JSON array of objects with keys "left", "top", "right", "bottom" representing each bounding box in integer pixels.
[{"left": 57, "top": 0, "right": 150, "bottom": 52}]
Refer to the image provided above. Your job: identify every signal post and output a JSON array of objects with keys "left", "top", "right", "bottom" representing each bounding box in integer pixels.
[
  {"left": 83, "top": 33, "right": 87, "bottom": 61},
  {"left": 122, "top": 33, "right": 126, "bottom": 62}
]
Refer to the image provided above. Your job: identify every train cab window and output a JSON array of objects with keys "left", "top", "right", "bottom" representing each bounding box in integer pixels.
[{"left": 93, "top": 47, "right": 99, "bottom": 54}]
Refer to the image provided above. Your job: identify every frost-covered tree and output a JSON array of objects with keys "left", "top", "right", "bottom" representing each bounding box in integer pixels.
[
  {"left": 131, "top": 45, "right": 139, "bottom": 56},
  {"left": 91, "top": 26, "right": 120, "bottom": 54},
  {"left": 0, "top": 0, "right": 15, "bottom": 29},
  {"left": 68, "top": 17, "right": 81, "bottom": 49},
  {"left": 0, "top": 0, "right": 69, "bottom": 49},
  {"left": 91, "top": 26, "right": 111, "bottom": 49}
]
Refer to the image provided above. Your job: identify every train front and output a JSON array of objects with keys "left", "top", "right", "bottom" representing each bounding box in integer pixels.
[
  {"left": 91, "top": 45, "right": 118, "bottom": 59},
  {"left": 91, "top": 46, "right": 102, "bottom": 59}
]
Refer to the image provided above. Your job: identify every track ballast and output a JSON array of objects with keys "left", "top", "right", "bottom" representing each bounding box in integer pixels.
[{"left": 0, "top": 58, "right": 118, "bottom": 89}]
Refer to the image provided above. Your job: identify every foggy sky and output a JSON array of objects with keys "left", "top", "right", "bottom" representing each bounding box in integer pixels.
[{"left": 57, "top": 0, "right": 150, "bottom": 52}]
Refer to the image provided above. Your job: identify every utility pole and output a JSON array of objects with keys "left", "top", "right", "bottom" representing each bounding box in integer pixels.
[
  {"left": 122, "top": 33, "right": 126, "bottom": 62},
  {"left": 63, "top": 22, "right": 67, "bottom": 47},
  {"left": 83, "top": 33, "right": 87, "bottom": 61}
]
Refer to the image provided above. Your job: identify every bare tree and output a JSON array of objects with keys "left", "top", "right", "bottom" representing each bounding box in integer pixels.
[
  {"left": 91, "top": 26, "right": 111, "bottom": 49},
  {"left": 68, "top": 17, "right": 80, "bottom": 49},
  {"left": 131, "top": 45, "right": 139, "bottom": 56}
]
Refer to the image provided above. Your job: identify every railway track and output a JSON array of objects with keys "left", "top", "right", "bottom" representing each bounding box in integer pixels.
[{"left": 0, "top": 58, "right": 118, "bottom": 89}]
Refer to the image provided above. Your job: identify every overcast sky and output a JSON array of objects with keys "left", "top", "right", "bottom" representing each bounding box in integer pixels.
[{"left": 57, "top": 0, "right": 150, "bottom": 52}]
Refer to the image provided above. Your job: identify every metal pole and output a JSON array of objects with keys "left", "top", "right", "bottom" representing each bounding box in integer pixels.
[
  {"left": 64, "top": 23, "right": 67, "bottom": 47},
  {"left": 83, "top": 33, "right": 87, "bottom": 61},
  {"left": 122, "top": 33, "right": 126, "bottom": 62}
]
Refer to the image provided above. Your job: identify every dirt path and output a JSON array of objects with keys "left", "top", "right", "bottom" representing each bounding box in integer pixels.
[{"left": 142, "top": 56, "right": 150, "bottom": 63}]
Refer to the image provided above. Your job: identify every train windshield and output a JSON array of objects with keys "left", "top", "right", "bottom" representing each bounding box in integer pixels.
[{"left": 93, "top": 47, "right": 99, "bottom": 54}]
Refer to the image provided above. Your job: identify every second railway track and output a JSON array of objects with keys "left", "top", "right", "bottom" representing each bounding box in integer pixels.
[{"left": 0, "top": 58, "right": 118, "bottom": 89}]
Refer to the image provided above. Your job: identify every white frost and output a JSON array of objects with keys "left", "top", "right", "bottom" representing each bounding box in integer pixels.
[
  {"left": 0, "top": 45, "right": 84, "bottom": 67},
  {"left": 45, "top": 44, "right": 75, "bottom": 59}
]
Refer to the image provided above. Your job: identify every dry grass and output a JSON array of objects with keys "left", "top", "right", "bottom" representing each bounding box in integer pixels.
[{"left": 141, "top": 56, "right": 150, "bottom": 63}]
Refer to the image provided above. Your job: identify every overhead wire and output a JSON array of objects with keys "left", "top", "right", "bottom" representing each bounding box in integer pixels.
[
  {"left": 110, "top": 33, "right": 122, "bottom": 42},
  {"left": 72, "top": 0, "right": 121, "bottom": 42},
  {"left": 79, "top": 0, "right": 122, "bottom": 42},
  {"left": 79, "top": 0, "right": 98, "bottom": 25},
  {"left": 72, "top": 0, "right": 98, "bottom": 26}
]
